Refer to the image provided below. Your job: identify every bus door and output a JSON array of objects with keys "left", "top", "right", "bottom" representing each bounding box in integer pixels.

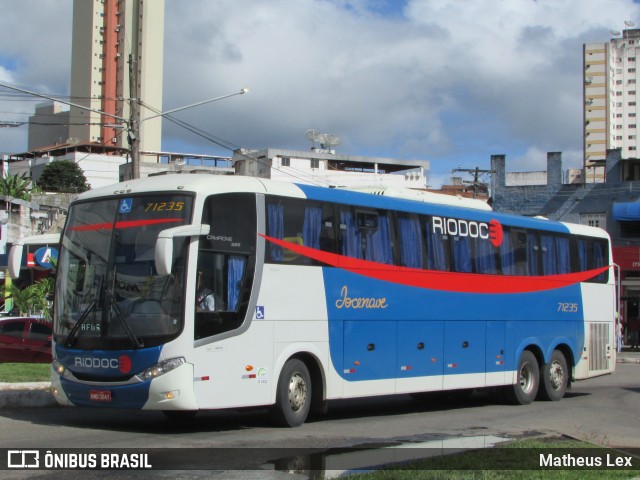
[
  {"left": 442, "top": 320, "right": 486, "bottom": 390},
  {"left": 396, "top": 320, "right": 444, "bottom": 393}
]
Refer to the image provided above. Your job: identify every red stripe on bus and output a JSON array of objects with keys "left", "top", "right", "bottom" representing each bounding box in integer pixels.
[
  {"left": 69, "top": 218, "right": 184, "bottom": 231},
  {"left": 260, "top": 234, "right": 609, "bottom": 294}
]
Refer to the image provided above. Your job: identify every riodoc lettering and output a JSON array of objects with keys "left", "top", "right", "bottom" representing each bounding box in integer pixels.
[
  {"left": 74, "top": 357, "right": 119, "bottom": 369},
  {"left": 432, "top": 217, "right": 504, "bottom": 247},
  {"left": 335, "top": 286, "right": 388, "bottom": 309},
  {"left": 432, "top": 216, "right": 489, "bottom": 239}
]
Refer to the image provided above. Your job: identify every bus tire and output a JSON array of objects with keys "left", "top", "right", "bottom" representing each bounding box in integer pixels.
[
  {"left": 505, "top": 350, "right": 539, "bottom": 405},
  {"left": 271, "top": 359, "right": 311, "bottom": 427},
  {"left": 537, "top": 350, "right": 568, "bottom": 401}
]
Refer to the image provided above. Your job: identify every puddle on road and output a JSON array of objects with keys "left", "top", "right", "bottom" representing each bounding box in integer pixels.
[{"left": 263, "top": 435, "right": 511, "bottom": 479}]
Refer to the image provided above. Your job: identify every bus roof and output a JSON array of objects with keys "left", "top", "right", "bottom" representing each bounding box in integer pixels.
[{"left": 73, "top": 174, "right": 609, "bottom": 239}]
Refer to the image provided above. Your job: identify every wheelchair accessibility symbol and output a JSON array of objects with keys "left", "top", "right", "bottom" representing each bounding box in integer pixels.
[
  {"left": 255, "top": 306, "right": 265, "bottom": 320},
  {"left": 119, "top": 198, "right": 133, "bottom": 214}
]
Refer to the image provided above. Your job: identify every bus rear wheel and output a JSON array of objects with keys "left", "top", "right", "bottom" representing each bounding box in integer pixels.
[
  {"left": 505, "top": 350, "right": 539, "bottom": 405},
  {"left": 271, "top": 359, "right": 311, "bottom": 427},
  {"left": 537, "top": 350, "right": 568, "bottom": 401}
]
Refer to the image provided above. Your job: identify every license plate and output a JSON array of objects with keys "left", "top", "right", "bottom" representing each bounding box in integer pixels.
[{"left": 89, "top": 389, "right": 112, "bottom": 402}]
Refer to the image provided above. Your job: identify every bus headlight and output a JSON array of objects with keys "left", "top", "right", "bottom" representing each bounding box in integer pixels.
[
  {"left": 137, "top": 357, "right": 186, "bottom": 382},
  {"left": 52, "top": 359, "right": 72, "bottom": 379}
]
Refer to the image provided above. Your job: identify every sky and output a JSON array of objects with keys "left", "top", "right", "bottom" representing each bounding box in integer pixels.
[{"left": 0, "top": 0, "right": 639, "bottom": 187}]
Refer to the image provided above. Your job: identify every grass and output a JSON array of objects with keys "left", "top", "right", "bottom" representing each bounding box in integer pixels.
[
  {"left": 0, "top": 363, "right": 50, "bottom": 382},
  {"left": 346, "top": 438, "right": 640, "bottom": 480}
]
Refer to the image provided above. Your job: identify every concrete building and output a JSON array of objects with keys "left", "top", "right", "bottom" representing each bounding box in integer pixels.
[
  {"left": 30, "top": 0, "right": 164, "bottom": 161},
  {"left": 233, "top": 148, "right": 429, "bottom": 189},
  {"left": 491, "top": 149, "right": 640, "bottom": 326},
  {"left": 583, "top": 28, "right": 640, "bottom": 181},
  {"left": 27, "top": 102, "right": 71, "bottom": 150}
]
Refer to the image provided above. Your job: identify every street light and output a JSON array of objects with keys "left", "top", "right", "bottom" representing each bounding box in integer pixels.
[
  {"left": 0, "top": 81, "right": 249, "bottom": 179},
  {"left": 130, "top": 88, "right": 249, "bottom": 178}
]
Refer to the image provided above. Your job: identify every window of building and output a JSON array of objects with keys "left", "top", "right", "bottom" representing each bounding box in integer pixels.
[
  {"left": 280, "top": 157, "right": 290, "bottom": 167},
  {"left": 580, "top": 213, "right": 606, "bottom": 230},
  {"left": 310, "top": 159, "right": 320, "bottom": 169}
]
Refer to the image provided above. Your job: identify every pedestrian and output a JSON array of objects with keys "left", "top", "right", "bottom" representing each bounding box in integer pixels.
[{"left": 617, "top": 314, "right": 624, "bottom": 353}]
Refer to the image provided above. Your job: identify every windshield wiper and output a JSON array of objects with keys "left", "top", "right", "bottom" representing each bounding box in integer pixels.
[{"left": 64, "top": 299, "right": 97, "bottom": 348}]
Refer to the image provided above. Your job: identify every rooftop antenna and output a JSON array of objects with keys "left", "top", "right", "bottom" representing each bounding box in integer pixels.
[{"left": 305, "top": 129, "right": 342, "bottom": 154}]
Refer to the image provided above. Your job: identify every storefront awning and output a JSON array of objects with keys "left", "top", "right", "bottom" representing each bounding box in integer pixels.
[{"left": 613, "top": 202, "right": 640, "bottom": 221}]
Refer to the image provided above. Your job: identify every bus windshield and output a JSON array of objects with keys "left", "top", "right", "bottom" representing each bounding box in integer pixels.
[{"left": 54, "top": 195, "right": 193, "bottom": 349}]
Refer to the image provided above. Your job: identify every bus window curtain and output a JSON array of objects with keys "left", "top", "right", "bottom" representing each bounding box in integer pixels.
[
  {"left": 527, "top": 232, "right": 539, "bottom": 276},
  {"left": 556, "top": 237, "right": 570, "bottom": 274},
  {"left": 578, "top": 239, "right": 588, "bottom": 271},
  {"left": 500, "top": 230, "right": 515, "bottom": 275},
  {"left": 541, "top": 235, "right": 557, "bottom": 275},
  {"left": 593, "top": 241, "right": 606, "bottom": 282},
  {"left": 303, "top": 206, "right": 322, "bottom": 250},
  {"left": 341, "top": 210, "right": 362, "bottom": 259},
  {"left": 227, "top": 256, "right": 245, "bottom": 311},
  {"left": 398, "top": 216, "right": 423, "bottom": 268},
  {"left": 474, "top": 237, "right": 497, "bottom": 274},
  {"left": 453, "top": 237, "right": 472, "bottom": 272},
  {"left": 425, "top": 219, "right": 447, "bottom": 271},
  {"left": 267, "top": 203, "right": 284, "bottom": 261},
  {"left": 365, "top": 214, "right": 393, "bottom": 264}
]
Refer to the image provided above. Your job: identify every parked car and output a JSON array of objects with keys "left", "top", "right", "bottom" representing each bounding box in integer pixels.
[{"left": 0, "top": 317, "right": 52, "bottom": 363}]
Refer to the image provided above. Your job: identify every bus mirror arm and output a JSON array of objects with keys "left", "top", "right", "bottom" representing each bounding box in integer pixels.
[{"left": 155, "top": 224, "right": 210, "bottom": 275}]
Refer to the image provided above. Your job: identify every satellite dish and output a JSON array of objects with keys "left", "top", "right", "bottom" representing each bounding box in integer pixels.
[
  {"left": 305, "top": 129, "right": 323, "bottom": 145},
  {"left": 305, "top": 129, "right": 341, "bottom": 151},
  {"left": 610, "top": 30, "right": 622, "bottom": 36},
  {"left": 624, "top": 20, "right": 635, "bottom": 27}
]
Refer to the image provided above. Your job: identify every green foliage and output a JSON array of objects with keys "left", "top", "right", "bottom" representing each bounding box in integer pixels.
[
  {"left": 1, "top": 278, "right": 54, "bottom": 319},
  {"left": 0, "top": 363, "right": 50, "bottom": 382},
  {"left": 36, "top": 160, "right": 90, "bottom": 193},
  {"left": 0, "top": 171, "right": 31, "bottom": 200}
]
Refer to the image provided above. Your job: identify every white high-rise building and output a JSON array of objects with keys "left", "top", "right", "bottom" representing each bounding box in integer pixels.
[{"left": 583, "top": 28, "right": 640, "bottom": 181}]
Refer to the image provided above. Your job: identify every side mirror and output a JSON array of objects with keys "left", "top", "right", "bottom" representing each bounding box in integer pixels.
[{"left": 155, "top": 224, "right": 210, "bottom": 275}]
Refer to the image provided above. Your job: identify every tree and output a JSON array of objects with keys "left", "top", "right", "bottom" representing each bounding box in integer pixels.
[
  {"left": 0, "top": 171, "right": 31, "bottom": 200},
  {"left": 36, "top": 160, "right": 90, "bottom": 193},
  {"left": 1, "top": 278, "right": 54, "bottom": 319}
]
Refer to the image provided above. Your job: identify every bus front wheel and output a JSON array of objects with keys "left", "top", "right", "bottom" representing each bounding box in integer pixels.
[
  {"left": 537, "top": 350, "right": 568, "bottom": 401},
  {"left": 505, "top": 350, "right": 539, "bottom": 405},
  {"left": 271, "top": 359, "right": 311, "bottom": 427}
]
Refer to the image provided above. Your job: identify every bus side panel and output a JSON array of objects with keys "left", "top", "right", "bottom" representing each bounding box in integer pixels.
[
  {"left": 396, "top": 320, "right": 444, "bottom": 394},
  {"left": 574, "top": 282, "right": 616, "bottom": 379},
  {"left": 443, "top": 320, "right": 486, "bottom": 390},
  {"left": 485, "top": 321, "right": 506, "bottom": 387},
  {"left": 193, "top": 321, "right": 274, "bottom": 409}
]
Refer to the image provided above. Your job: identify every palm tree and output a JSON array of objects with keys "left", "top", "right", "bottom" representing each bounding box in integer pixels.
[
  {"left": 0, "top": 171, "right": 31, "bottom": 201},
  {"left": 1, "top": 278, "right": 54, "bottom": 319}
]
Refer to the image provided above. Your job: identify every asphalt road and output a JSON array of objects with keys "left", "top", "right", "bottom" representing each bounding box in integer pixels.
[{"left": 1, "top": 363, "right": 639, "bottom": 478}]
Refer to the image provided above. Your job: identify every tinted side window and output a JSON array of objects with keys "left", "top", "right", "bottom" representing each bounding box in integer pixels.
[
  {"left": 28, "top": 322, "right": 51, "bottom": 341},
  {"left": 0, "top": 322, "right": 25, "bottom": 338},
  {"left": 266, "top": 197, "right": 335, "bottom": 264}
]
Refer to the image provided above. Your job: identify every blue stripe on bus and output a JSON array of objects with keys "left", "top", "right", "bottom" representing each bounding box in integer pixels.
[{"left": 322, "top": 267, "right": 584, "bottom": 381}]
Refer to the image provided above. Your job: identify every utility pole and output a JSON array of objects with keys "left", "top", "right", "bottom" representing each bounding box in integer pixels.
[
  {"left": 452, "top": 166, "right": 496, "bottom": 198},
  {"left": 128, "top": 0, "right": 141, "bottom": 179}
]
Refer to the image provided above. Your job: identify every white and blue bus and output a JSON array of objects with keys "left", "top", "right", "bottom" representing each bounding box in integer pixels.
[{"left": 14, "top": 174, "right": 615, "bottom": 426}]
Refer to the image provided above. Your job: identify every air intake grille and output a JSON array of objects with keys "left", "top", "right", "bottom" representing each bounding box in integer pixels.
[{"left": 589, "top": 323, "right": 610, "bottom": 372}]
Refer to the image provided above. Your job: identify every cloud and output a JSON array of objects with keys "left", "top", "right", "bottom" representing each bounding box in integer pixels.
[{"left": 1, "top": 0, "right": 638, "bottom": 179}]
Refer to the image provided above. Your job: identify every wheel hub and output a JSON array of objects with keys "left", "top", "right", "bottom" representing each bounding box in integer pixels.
[{"left": 288, "top": 373, "right": 307, "bottom": 412}]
